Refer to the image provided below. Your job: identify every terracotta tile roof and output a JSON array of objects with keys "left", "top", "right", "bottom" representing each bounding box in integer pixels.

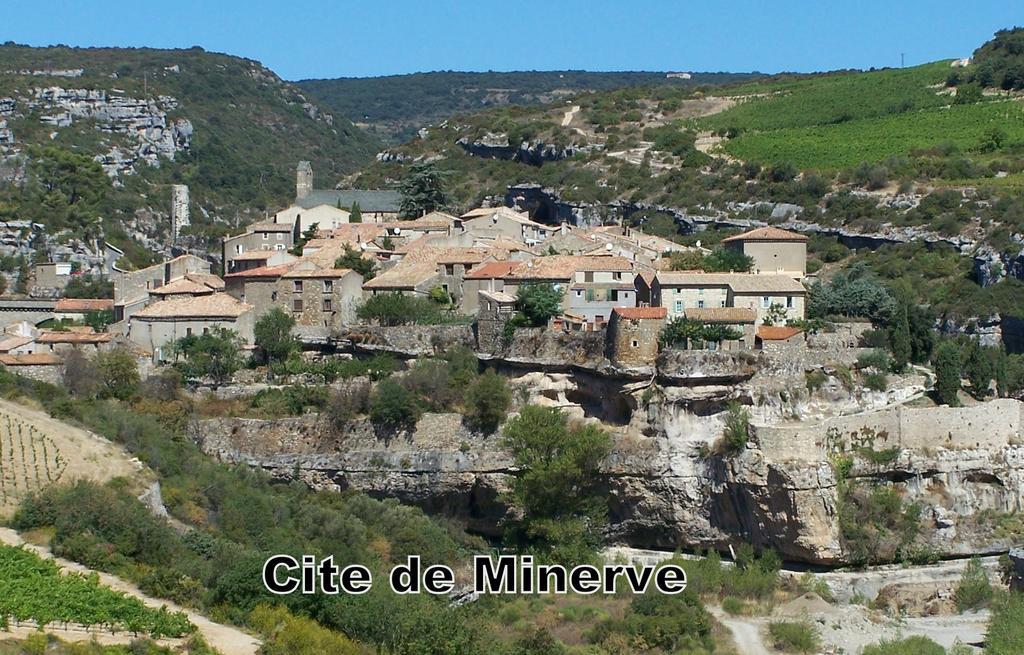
[
  {"left": 331, "top": 224, "right": 388, "bottom": 242},
  {"left": 132, "top": 293, "right": 253, "bottom": 319},
  {"left": 37, "top": 330, "right": 114, "bottom": 344},
  {"left": 683, "top": 307, "right": 757, "bottom": 323},
  {"left": 506, "top": 255, "right": 634, "bottom": 280},
  {"left": 0, "top": 335, "right": 33, "bottom": 352},
  {"left": 362, "top": 261, "right": 438, "bottom": 290},
  {"left": 757, "top": 326, "right": 804, "bottom": 341},
  {"left": 281, "top": 268, "right": 354, "bottom": 279},
  {"left": 722, "top": 227, "right": 808, "bottom": 243},
  {"left": 655, "top": 272, "right": 805, "bottom": 293},
  {"left": 149, "top": 278, "right": 217, "bottom": 296},
  {"left": 223, "top": 265, "right": 292, "bottom": 279},
  {"left": 613, "top": 306, "right": 667, "bottom": 319},
  {"left": 54, "top": 298, "right": 114, "bottom": 312},
  {"left": 0, "top": 353, "right": 62, "bottom": 366},
  {"left": 185, "top": 273, "right": 225, "bottom": 290},
  {"left": 466, "top": 261, "right": 520, "bottom": 280},
  {"left": 479, "top": 290, "right": 517, "bottom": 303}
]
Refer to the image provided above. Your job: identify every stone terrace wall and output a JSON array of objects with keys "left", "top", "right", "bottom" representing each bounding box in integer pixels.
[{"left": 756, "top": 399, "right": 1024, "bottom": 462}]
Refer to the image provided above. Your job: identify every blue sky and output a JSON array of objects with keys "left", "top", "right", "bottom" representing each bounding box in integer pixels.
[{"left": 4, "top": 1, "right": 1018, "bottom": 79}]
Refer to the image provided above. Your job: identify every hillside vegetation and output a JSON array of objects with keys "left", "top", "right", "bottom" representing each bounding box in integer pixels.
[
  {"left": 0, "top": 44, "right": 379, "bottom": 259},
  {"left": 298, "top": 70, "right": 762, "bottom": 142}
]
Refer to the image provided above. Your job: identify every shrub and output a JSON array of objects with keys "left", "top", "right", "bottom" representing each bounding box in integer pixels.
[
  {"left": 721, "top": 403, "right": 750, "bottom": 453},
  {"left": 987, "top": 591, "right": 1024, "bottom": 655},
  {"left": 588, "top": 589, "right": 714, "bottom": 653},
  {"left": 862, "top": 636, "right": 945, "bottom": 655},
  {"left": 857, "top": 349, "right": 891, "bottom": 371},
  {"left": 954, "top": 557, "right": 993, "bottom": 611},
  {"left": 677, "top": 547, "right": 780, "bottom": 600},
  {"left": 464, "top": 370, "right": 511, "bottom": 434},
  {"left": 721, "top": 596, "right": 745, "bottom": 615},
  {"left": 63, "top": 349, "right": 101, "bottom": 399},
  {"left": 767, "top": 620, "right": 819, "bottom": 653},
  {"left": 324, "top": 380, "right": 372, "bottom": 427},
  {"left": 369, "top": 378, "right": 421, "bottom": 431},
  {"left": 862, "top": 372, "right": 889, "bottom": 392},
  {"left": 805, "top": 370, "right": 827, "bottom": 393},
  {"left": 516, "top": 283, "right": 563, "bottom": 327},
  {"left": 95, "top": 347, "right": 141, "bottom": 400}
]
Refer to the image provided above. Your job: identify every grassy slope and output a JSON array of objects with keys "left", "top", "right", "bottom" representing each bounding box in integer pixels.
[{"left": 697, "top": 61, "right": 1024, "bottom": 171}]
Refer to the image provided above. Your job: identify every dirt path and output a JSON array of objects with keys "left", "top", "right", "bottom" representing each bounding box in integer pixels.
[
  {"left": 561, "top": 104, "right": 580, "bottom": 127},
  {"left": 708, "top": 606, "right": 769, "bottom": 655},
  {"left": 0, "top": 527, "right": 262, "bottom": 655}
]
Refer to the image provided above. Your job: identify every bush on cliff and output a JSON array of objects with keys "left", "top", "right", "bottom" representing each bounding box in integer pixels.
[{"left": 369, "top": 378, "right": 422, "bottom": 431}]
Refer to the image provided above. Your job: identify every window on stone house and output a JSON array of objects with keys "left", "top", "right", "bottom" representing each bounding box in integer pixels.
[
  {"left": 235, "top": 244, "right": 243, "bottom": 254},
  {"left": 262, "top": 232, "right": 268, "bottom": 240},
  {"left": 293, "top": 299, "right": 303, "bottom": 312},
  {"left": 632, "top": 340, "right": 639, "bottom": 348},
  {"left": 323, "top": 280, "right": 333, "bottom": 293},
  {"left": 585, "top": 271, "right": 594, "bottom": 283},
  {"left": 675, "top": 300, "right": 683, "bottom": 312},
  {"left": 762, "top": 296, "right": 770, "bottom": 308},
  {"left": 323, "top": 299, "right": 332, "bottom": 312},
  {"left": 445, "top": 265, "right": 454, "bottom": 275},
  {"left": 186, "top": 327, "right": 192, "bottom": 336},
  {"left": 274, "top": 244, "right": 285, "bottom": 251},
  {"left": 293, "top": 280, "right": 303, "bottom": 292},
  {"left": 786, "top": 296, "right": 794, "bottom": 308},
  {"left": 271, "top": 291, "right": 278, "bottom": 301},
  {"left": 575, "top": 289, "right": 583, "bottom": 297},
  {"left": 698, "top": 300, "right": 705, "bottom": 308}
]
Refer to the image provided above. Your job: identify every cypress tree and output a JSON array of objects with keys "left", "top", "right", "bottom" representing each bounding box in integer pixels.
[
  {"left": 934, "top": 341, "right": 962, "bottom": 406},
  {"left": 967, "top": 343, "right": 994, "bottom": 400},
  {"left": 889, "top": 301, "right": 912, "bottom": 372}
]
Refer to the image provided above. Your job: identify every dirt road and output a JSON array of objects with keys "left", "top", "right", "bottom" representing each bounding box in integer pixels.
[{"left": 0, "top": 527, "right": 262, "bottom": 655}]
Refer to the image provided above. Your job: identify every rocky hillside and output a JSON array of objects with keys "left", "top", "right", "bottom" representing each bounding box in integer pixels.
[
  {"left": 0, "top": 44, "right": 380, "bottom": 265},
  {"left": 298, "top": 70, "right": 763, "bottom": 143}
]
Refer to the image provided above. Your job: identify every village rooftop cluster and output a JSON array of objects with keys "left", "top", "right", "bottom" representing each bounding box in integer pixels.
[{"left": 0, "top": 162, "right": 811, "bottom": 376}]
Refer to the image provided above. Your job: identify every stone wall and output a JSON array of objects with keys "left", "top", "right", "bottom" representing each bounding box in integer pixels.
[
  {"left": 346, "top": 324, "right": 476, "bottom": 358},
  {"left": 756, "top": 399, "right": 1024, "bottom": 462}
]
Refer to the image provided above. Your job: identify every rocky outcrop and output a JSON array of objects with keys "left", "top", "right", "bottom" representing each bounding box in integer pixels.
[
  {"left": 2, "top": 87, "right": 192, "bottom": 176},
  {"left": 456, "top": 133, "right": 600, "bottom": 166}
]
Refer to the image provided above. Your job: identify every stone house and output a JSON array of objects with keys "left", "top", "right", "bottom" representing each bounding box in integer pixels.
[
  {"left": 682, "top": 307, "right": 757, "bottom": 350},
  {"left": 722, "top": 227, "right": 808, "bottom": 280},
  {"left": 113, "top": 254, "right": 211, "bottom": 322},
  {"left": 280, "top": 267, "right": 363, "bottom": 328},
  {"left": 54, "top": 298, "right": 115, "bottom": 322},
  {"left": 128, "top": 293, "right": 255, "bottom": 359},
  {"left": 223, "top": 265, "right": 291, "bottom": 319},
  {"left": 462, "top": 261, "right": 520, "bottom": 314},
  {"left": 294, "top": 161, "right": 402, "bottom": 222},
  {"left": 362, "top": 261, "right": 440, "bottom": 297},
  {"left": 222, "top": 222, "right": 296, "bottom": 273},
  {"left": 35, "top": 328, "right": 115, "bottom": 354},
  {"left": 32, "top": 262, "right": 74, "bottom": 295},
  {"left": 476, "top": 289, "right": 517, "bottom": 354},
  {"left": 225, "top": 250, "right": 296, "bottom": 275},
  {"left": 756, "top": 325, "right": 806, "bottom": 351},
  {"left": 273, "top": 203, "right": 351, "bottom": 235},
  {"left": 461, "top": 207, "right": 561, "bottom": 246},
  {"left": 0, "top": 353, "right": 63, "bottom": 384},
  {"left": 0, "top": 334, "right": 35, "bottom": 355},
  {"left": 605, "top": 306, "right": 667, "bottom": 367},
  {"left": 652, "top": 272, "right": 806, "bottom": 327}
]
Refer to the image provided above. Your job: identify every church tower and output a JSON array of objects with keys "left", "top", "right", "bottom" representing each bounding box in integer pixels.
[{"left": 296, "top": 161, "right": 313, "bottom": 200}]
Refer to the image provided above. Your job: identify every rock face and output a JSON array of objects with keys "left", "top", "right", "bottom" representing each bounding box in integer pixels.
[
  {"left": 1, "top": 87, "right": 192, "bottom": 176},
  {"left": 456, "top": 133, "right": 601, "bottom": 166}
]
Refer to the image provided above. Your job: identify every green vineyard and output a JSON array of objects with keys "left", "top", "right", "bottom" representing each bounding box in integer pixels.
[
  {"left": 0, "top": 544, "right": 193, "bottom": 638},
  {"left": 0, "top": 412, "right": 66, "bottom": 508}
]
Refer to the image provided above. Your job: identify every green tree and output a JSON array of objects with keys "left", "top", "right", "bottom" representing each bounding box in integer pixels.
[
  {"left": 703, "top": 247, "right": 754, "bottom": 273},
  {"left": 369, "top": 378, "right": 421, "bottom": 431},
  {"left": 172, "top": 328, "right": 243, "bottom": 387},
  {"left": 253, "top": 307, "right": 298, "bottom": 365},
  {"left": 334, "top": 244, "right": 376, "bottom": 280},
  {"left": 954, "top": 557, "right": 993, "bottom": 611},
  {"left": 356, "top": 293, "right": 443, "bottom": 326},
  {"left": 95, "top": 347, "right": 140, "bottom": 400},
  {"left": 515, "top": 283, "right": 563, "bottom": 327},
  {"left": 722, "top": 403, "right": 750, "bottom": 454},
  {"left": 464, "top": 370, "right": 511, "bottom": 434},
  {"left": 934, "top": 341, "right": 961, "bottom": 406},
  {"left": 502, "top": 405, "right": 611, "bottom": 564},
  {"left": 395, "top": 162, "right": 451, "bottom": 219},
  {"left": 63, "top": 275, "right": 114, "bottom": 299},
  {"left": 888, "top": 302, "right": 912, "bottom": 372},
  {"left": 349, "top": 202, "right": 362, "bottom": 223},
  {"left": 290, "top": 221, "right": 320, "bottom": 255},
  {"left": 966, "top": 343, "right": 994, "bottom": 400}
]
